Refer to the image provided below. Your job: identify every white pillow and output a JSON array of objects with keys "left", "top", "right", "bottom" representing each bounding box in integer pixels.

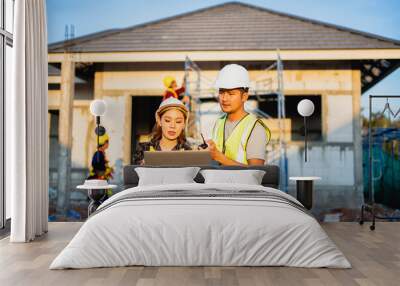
[
  {"left": 200, "top": 169, "right": 266, "bottom": 185},
  {"left": 135, "top": 167, "right": 200, "bottom": 186}
]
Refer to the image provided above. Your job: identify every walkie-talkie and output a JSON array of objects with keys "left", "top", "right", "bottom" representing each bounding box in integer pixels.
[{"left": 199, "top": 133, "right": 208, "bottom": 149}]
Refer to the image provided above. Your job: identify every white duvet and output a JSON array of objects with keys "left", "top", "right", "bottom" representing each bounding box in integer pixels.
[{"left": 50, "top": 183, "right": 351, "bottom": 269}]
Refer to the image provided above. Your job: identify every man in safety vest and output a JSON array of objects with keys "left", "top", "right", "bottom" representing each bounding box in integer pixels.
[{"left": 206, "top": 64, "right": 271, "bottom": 166}]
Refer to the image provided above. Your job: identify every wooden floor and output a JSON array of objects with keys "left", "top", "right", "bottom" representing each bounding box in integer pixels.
[{"left": 0, "top": 222, "right": 399, "bottom": 286}]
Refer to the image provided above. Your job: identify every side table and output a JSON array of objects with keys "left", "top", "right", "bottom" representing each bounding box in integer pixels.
[
  {"left": 77, "top": 184, "right": 117, "bottom": 216},
  {"left": 289, "top": 177, "right": 321, "bottom": 210}
]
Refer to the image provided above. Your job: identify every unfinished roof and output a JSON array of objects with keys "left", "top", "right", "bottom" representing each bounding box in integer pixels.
[{"left": 48, "top": 2, "right": 400, "bottom": 53}]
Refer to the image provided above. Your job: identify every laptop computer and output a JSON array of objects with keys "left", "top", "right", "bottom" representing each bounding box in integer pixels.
[{"left": 144, "top": 150, "right": 212, "bottom": 166}]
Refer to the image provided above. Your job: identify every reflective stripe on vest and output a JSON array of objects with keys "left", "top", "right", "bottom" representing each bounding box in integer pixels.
[{"left": 212, "top": 114, "right": 270, "bottom": 164}]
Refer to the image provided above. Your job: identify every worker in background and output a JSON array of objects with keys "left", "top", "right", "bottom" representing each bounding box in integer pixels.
[
  {"left": 133, "top": 97, "right": 192, "bottom": 165},
  {"left": 206, "top": 64, "right": 271, "bottom": 166},
  {"left": 88, "top": 132, "right": 114, "bottom": 197},
  {"left": 163, "top": 75, "right": 190, "bottom": 105}
]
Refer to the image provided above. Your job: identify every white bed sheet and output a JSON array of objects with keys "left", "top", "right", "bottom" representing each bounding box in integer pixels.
[{"left": 50, "top": 183, "right": 351, "bottom": 269}]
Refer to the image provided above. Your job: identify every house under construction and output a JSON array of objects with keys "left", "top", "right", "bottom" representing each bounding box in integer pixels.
[{"left": 47, "top": 2, "right": 400, "bottom": 218}]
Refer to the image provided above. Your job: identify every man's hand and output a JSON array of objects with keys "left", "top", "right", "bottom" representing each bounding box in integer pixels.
[
  {"left": 206, "top": 139, "right": 252, "bottom": 167},
  {"left": 206, "top": 140, "right": 222, "bottom": 162}
]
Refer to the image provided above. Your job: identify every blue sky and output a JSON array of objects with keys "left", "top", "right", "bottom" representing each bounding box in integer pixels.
[{"left": 46, "top": 0, "right": 400, "bottom": 116}]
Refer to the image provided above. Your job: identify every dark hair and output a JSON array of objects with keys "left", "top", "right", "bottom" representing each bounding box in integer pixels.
[
  {"left": 151, "top": 108, "right": 188, "bottom": 145},
  {"left": 219, "top": 87, "right": 249, "bottom": 93}
]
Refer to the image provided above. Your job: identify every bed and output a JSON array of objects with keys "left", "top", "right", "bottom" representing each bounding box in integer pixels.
[{"left": 50, "top": 165, "right": 350, "bottom": 269}]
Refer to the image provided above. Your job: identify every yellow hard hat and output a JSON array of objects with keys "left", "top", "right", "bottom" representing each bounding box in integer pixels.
[
  {"left": 163, "top": 76, "right": 176, "bottom": 88},
  {"left": 98, "top": 133, "right": 109, "bottom": 146}
]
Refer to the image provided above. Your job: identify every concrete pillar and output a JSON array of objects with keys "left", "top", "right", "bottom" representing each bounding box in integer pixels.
[
  {"left": 352, "top": 69, "right": 365, "bottom": 206},
  {"left": 123, "top": 92, "right": 132, "bottom": 165},
  {"left": 56, "top": 55, "right": 75, "bottom": 216}
]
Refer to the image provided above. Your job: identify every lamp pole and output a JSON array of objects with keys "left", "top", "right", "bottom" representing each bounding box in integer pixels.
[
  {"left": 96, "top": 116, "right": 100, "bottom": 162},
  {"left": 304, "top": 116, "right": 308, "bottom": 162},
  {"left": 90, "top": 100, "right": 107, "bottom": 163},
  {"left": 297, "top": 99, "right": 314, "bottom": 163}
]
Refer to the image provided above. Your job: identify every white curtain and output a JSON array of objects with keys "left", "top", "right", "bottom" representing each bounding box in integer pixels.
[{"left": 9, "top": 0, "right": 49, "bottom": 242}]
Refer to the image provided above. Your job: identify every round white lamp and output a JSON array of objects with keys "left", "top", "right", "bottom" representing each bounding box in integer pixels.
[
  {"left": 90, "top": 100, "right": 107, "bottom": 162},
  {"left": 297, "top": 99, "right": 315, "bottom": 162},
  {"left": 90, "top": 99, "right": 106, "bottom": 117}
]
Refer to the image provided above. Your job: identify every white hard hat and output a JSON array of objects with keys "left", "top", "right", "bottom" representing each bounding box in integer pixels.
[
  {"left": 214, "top": 64, "right": 250, "bottom": 89},
  {"left": 156, "top": 97, "right": 189, "bottom": 121}
]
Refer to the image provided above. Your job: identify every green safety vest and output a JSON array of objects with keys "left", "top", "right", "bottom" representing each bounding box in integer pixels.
[{"left": 212, "top": 113, "right": 271, "bottom": 164}]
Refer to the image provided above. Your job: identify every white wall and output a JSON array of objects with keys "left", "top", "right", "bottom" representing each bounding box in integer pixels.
[
  {"left": 287, "top": 144, "right": 354, "bottom": 186},
  {"left": 71, "top": 108, "right": 91, "bottom": 168},
  {"left": 101, "top": 95, "right": 126, "bottom": 185},
  {"left": 326, "top": 95, "right": 353, "bottom": 142}
]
